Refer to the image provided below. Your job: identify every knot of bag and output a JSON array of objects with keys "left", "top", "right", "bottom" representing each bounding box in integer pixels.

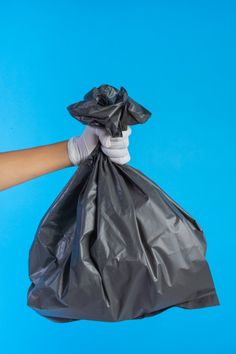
[{"left": 67, "top": 84, "right": 152, "bottom": 137}]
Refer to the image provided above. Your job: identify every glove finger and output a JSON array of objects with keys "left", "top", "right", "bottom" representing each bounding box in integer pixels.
[
  {"left": 109, "top": 153, "right": 131, "bottom": 165},
  {"left": 121, "top": 126, "right": 132, "bottom": 137},
  {"left": 94, "top": 127, "right": 111, "bottom": 147},
  {"left": 94, "top": 126, "right": 131, "bottom": 148},
  {"left": 108, "top": 136, "right": 129, "bottom": 149},
  {"left": 108, "top": 127, "right": 132, "bottom": 143},
  {"left": 101, "top": 146, "right": 129, "bottom": 158}
]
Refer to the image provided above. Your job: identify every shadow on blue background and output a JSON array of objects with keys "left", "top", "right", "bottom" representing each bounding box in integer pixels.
[{"left": 0, "top": 1, "right": 235, "bottom": 353}]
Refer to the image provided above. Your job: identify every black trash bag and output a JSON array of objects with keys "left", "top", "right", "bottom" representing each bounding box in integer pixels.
[{"left": 27, "top": 84, "right": 220, "bottom": 323}]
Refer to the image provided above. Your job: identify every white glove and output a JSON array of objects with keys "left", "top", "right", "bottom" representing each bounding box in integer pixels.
[{"left": 67, "top": 126, "right": 131, "bottom": 166}]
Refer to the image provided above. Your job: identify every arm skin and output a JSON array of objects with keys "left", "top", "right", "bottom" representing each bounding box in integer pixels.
[{"left": 0, "top": 141, "right": 73, "bottom": 191}]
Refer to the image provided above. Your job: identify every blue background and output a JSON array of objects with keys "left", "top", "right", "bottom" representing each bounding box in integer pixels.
[{"left": 0, "top": 1, "right": 235, "bottom": 353}]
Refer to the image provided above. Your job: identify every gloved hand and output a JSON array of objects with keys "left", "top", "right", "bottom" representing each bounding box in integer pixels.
[{"left": 67, "top": 126, "right": 131, "bottom": 166}]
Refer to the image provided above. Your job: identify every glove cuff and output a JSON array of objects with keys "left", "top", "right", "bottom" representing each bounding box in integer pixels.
[{"left": 67, "top": 136, "right": 81, "bottom": 166}]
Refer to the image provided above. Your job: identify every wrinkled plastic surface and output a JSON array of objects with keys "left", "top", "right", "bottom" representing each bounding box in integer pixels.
[{"left": 27, "top": 85, "right": 220, "bottom": 322}]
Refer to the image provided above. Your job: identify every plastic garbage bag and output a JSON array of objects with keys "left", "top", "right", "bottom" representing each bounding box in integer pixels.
[{"left": 27, "top": 84, "right": 220, "bottom": 323}]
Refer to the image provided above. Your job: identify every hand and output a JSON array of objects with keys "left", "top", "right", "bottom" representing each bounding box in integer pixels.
[
  {"left": 67, "top": 126, "right": 131, "bottom": 166},
  {"left": 97, "top": 126, "right": 131, "bottom": 165}
]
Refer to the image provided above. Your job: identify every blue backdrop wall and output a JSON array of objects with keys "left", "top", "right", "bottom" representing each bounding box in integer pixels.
[{"left": 0, "top": 1, "right": 235, "bottom": 353}]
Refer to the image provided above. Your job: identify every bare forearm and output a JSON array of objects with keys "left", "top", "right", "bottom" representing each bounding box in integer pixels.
[{"left": 0, "top": 141, "right": 73, "bottom": 191}]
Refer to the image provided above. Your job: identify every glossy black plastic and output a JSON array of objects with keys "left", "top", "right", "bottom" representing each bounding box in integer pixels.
[{"left": 27, "top": 85, "right": 220, "bottom": 322}]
